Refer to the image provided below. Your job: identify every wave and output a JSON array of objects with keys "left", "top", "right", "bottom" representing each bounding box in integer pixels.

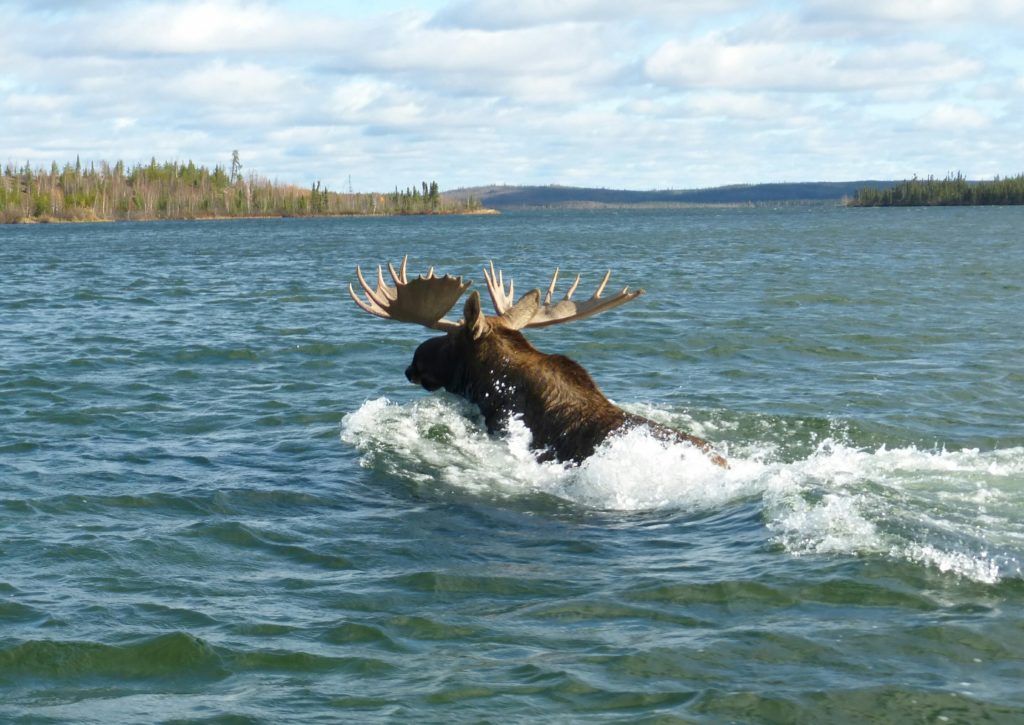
[
  {"left": 0, "top": 632, "right": 395, "bottom": 686},
  {"left": 0, "top": 632, "right": 227, "bottom": 682},
  {"left": 341, "top": 397, "right": 1024, "bottom": 584}
]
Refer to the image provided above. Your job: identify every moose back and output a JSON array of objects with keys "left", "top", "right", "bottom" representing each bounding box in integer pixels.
[{"left": 350, "top": 258, "right": 726, "bottom": 467}]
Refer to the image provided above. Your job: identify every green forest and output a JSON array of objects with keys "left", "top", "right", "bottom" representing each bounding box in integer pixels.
[
  {"left": 849, "top": 172, "right": 1024, "bottom": 206},
  {"left": 0, "top": 154, "right": 484, "bottom": 223}
]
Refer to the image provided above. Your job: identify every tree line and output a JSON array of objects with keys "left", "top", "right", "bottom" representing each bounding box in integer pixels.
[
  {"left": 849, "top": 172, "right": 1024, "bottom": 206},
  {"left": 0, "top": 156, "right": 483, "bottom": 223}
]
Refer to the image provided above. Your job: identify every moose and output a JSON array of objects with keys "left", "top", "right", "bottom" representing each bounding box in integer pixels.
[{"left": 349, "top": 257, "right": 726, "bottom": 467}]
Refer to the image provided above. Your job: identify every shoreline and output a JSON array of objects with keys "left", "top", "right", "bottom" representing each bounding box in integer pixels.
[{"left": 3, "top": 207, "right": 500, "bottom": 225}]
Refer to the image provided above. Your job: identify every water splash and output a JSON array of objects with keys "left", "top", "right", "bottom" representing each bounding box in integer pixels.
[{"left": 341, "top": 397, "right": 1024, "bottom": 583}]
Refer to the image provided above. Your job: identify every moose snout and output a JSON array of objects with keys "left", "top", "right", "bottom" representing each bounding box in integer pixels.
[{"left": 406, "top": 362, "right": 443, "bottom": 391}]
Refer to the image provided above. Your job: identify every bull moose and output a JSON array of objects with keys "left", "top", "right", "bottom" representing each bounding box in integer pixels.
[{"left": 350, "top": 257, "right": 726, "bottom": 467}]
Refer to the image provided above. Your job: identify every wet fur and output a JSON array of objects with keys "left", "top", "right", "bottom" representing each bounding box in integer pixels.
[{"left": 406, "top": 294, "right": 726, "bottom": 466}]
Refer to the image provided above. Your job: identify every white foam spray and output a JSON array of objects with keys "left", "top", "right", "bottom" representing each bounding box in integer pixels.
[{"left": 341, "top": 397, "right": 1024, "bottom": 584}]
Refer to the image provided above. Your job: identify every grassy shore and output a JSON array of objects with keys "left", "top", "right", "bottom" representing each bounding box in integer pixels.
[{"left": 6, "top": 207, "right": 500, "bottom": 225}]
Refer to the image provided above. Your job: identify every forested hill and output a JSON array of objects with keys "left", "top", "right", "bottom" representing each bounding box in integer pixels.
[{"left": 443, "top": 181, "right": 896, "bottom": 209}]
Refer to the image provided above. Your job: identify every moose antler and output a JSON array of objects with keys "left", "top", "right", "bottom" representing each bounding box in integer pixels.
[
  {"left": 349, "top": 256, "right": 470, "bottom": 331},
  {"left": 484, "top": 261, "right": 644, "bottom": 329}
]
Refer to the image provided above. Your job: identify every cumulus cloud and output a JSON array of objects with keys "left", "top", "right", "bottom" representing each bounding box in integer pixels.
[
  {"left": 1, "top": 0, "right": 1020, "bottom": 188},
  {"left": 434, "top": 0, "right": 624, "bottom": 29},
  {"left": 645, "top": 34, "right": 981, "bottom": 94},
  {"left": 92, "top": 1, "right": 283, "bottom": 54},
  {"left": 433, "top": 0, "right": 750, "bottom": 30},
  {"left": 918, "top": 104, "right": 991, "bottom": 130},
  {"left": 804, "top": 0, "right": 1024, "bottom": 25},
  {"left": 645, "top": 34, "right": 838, "bottom": 92}
]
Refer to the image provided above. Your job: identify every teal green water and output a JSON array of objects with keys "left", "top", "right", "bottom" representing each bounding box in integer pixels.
[{"left": 2, "top": 208, "right": 1023, "bottom": 723}]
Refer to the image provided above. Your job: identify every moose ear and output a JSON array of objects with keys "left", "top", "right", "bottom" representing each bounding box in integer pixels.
[{"left": 464, "top": 290, "right": 489, "bottom": 340}]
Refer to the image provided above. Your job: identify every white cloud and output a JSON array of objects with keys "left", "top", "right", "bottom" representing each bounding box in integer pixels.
[
  {"left": 918, "top": 104, "right": 990, "bottom": 131},
  {"left": 683, "top": 92, "right": 799, "bottom": 122},
  {"left": 1, "top": 0, "right": 1021, "bottom": 189},
  {"left": 89, "top": 1, "right": 284, "bottom": 54},
  {"left": 167, "top": 60, "right": 299, "bottom": 108},
  {"left": 3, "top": 93, "right": 71, "bottom": 114},
  {"left": 435, "top": 0, "right": 621, "bottom": 29},
  {"left": 838, "top": 42, "right": 982, "bottom": 86},
  {"left": 645, "top": 34, "right": 982, "bottom": 94},
  {"left": 434, "top": 0, "right": 750, "bottom": 30},
  {"left": 805, "top": 0, "right": 1024, "bottom": 25},
  {"left": 356, "top": 20, "right": 620, "bottom": 85},
  {"left": 645, "top": 34, "right": 839, "bottom": 92}
]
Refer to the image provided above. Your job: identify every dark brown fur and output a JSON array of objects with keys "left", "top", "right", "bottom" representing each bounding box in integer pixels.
[{"left": 405, "top": 292, "right": 726, "bottom": 466}]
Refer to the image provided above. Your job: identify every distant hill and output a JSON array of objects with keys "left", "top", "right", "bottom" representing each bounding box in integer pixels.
[{"left": 444, "top": 181, "right": 897, "bottom": 209}]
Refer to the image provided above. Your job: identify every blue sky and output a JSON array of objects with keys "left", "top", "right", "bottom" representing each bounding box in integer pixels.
[{"left": 2, "top": 0, "right": 1022, "bottom": 191}]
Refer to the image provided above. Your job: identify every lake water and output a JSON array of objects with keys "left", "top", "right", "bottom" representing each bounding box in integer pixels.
[{"left": 2, "top": 207, "right": 1023, "bottom": 723}]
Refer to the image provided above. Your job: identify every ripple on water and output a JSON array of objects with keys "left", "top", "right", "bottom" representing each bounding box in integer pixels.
[
  {"left": 0, "top": 632, "right": 229, "bottom": 683},
  {"left": 183, "top": 521, "right": 354, "bottom": 571},
  {"left": 3, "top": 210, "right": 1024, "bottom": 723}
]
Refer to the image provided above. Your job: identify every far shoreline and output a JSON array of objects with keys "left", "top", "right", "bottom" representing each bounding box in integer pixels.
[
  {"left": 4, "top": 207, "right": 501, "bottom": 225},
  {"left": 2, "top": 159, "right": 491, "bottom": 224}
]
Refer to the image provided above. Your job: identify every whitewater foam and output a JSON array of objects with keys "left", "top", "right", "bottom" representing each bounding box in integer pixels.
[{"left": 341, "top": 397, "right": 1024, "bottom": 583}]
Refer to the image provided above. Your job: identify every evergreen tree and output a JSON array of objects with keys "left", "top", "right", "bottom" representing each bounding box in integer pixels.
[{"left": 0, "top": 157, "right": 482, "bottom": 222}]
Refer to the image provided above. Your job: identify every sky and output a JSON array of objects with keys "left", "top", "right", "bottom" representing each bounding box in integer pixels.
[{"left": 2, "top": 0, "right": 1023, "bottom": 191}]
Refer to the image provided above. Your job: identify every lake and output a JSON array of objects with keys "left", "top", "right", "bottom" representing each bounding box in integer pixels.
[{"left": 2, "top": 207, "right": 1023, "bottom": 723}]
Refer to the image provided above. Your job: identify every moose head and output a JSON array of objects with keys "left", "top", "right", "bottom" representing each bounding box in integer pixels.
[{"left": 350, "top": 257, "right": 726, "bottom": 467}]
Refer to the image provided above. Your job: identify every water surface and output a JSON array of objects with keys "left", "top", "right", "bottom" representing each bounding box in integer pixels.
[{"left": 2, "top": 208, "right": 1023, "bottom": 722}]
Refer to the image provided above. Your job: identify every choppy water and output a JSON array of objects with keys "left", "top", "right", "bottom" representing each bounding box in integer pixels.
[{"left": 2, "top": 208, "right": 1023, "bottom": 723}]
